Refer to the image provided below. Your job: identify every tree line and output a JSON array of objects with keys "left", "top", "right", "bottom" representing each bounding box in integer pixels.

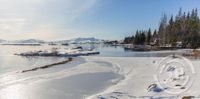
[
  {"left": 124, "top": 8, "right": 200, "bottom": 49},
  {"left": 124, "top": 29, "right": 155, "bottom": 45}
]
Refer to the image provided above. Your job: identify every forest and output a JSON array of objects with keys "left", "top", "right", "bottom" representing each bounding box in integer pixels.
[{"left": 124, "top": 8, "right": 200, "bottom": 49}]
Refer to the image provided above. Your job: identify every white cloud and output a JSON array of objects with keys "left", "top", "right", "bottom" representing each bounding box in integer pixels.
[{"left": 0, "top": 0, "right": 98, "bottom": 40}]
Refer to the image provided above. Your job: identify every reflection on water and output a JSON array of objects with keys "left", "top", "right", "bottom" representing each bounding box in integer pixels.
[{"left": 76, "top": 44, "right": 187, "bottom": 57}]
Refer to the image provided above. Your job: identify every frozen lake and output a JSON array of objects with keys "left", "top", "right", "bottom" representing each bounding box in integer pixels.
[
  {"left": 0, "top": 44, "right": 189, "bottom": 99},
  {"left": 0, "top": 45, "right": 123, "bottom": 99}
]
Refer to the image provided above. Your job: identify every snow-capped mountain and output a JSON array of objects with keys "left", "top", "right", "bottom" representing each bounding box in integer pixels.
[
  {"left": 13, "top": 39, "right": 45, "bottom": 44},
  {"left": 68, "top": 37, "right": 101, "bottom": 44},
  {"left": 52, "top": 40, "right": 70, "bottom": 44},
  {"left": 51, "top": 37, "right": 102, "bottom": 44},
  {"left": 0, "top": 37, "right": 102, "bottom": 45},
  {"left": 0, "top": 39, "right": 45, "bottom": 45},
  {"left": 0, "top": 39, "right": 6, "bottom": 43}
]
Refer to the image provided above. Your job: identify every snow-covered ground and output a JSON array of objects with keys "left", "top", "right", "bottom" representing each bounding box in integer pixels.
[
  {"left": 85, "top": 56, "right": 200, "bottom": 99},
  {"left": 1, "top": 53, "right": 199, "bottom": 99}
]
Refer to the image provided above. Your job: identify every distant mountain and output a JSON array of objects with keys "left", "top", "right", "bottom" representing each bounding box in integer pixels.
[
  {"left": 0, "top": 39, "right": 6, "bottom": 43},
  {"left": 68, "top": 37, "right": 101, "bottom": 44},
  {"left": 51, "top": 37, "right": 102, "bottom": 44},
  {"left": 14, "top": 39, "right": 45, "bottom": 44},
  {"left": 0, "top": 37, "right": 102, "bottom": 45},
  {"left": 0, "top": 39, "right": 45, "bottom": 44},
  {"left": 52, "top": 40, "right": 70, "bottom": 44}
]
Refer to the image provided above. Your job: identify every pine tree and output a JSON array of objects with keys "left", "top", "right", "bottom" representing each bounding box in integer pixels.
[
  {"left": 158, "top": 13, "right": 168, "bottom": 45},
  {"left": 124, "top": 8, "right": 200, "bottom": 48},
  {"left": 146, "top": 28, "right": 152, "bottom": 44}
]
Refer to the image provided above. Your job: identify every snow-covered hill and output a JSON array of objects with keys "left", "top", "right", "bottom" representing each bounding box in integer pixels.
[
  {"left": 0, "top": 37, "right": 102, "bottom": 45},
  {"left": 68, "top": 37, "right": 101, "bottom": 44},
  {"left": 14, "top": 39, "right": 45, "bottom": 44},
  {"left": 0, "top": 39, "right": 6, "bottom": 43},
  {"left": 0, "top": 39, "right": 45, "bottom": 45}
]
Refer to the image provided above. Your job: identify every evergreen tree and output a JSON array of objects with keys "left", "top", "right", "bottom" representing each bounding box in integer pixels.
[
  {"left": 146, "top": 28, "right": 152, "bottom": 44},
  {"left": 124, "top": 8, "right": 200, "bottom": 48},
  {"left": 158, "top": 13, "right": 168, "bottom": 45}
]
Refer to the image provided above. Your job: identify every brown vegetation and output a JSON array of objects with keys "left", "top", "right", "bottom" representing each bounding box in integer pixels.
[{"left": 21, "top": 58, "right": 72, "bottom": 73}]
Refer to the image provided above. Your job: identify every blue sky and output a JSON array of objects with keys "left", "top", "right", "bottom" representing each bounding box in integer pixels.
[{"left": 0, "top": 0, "right": 200, "bottom": 40}]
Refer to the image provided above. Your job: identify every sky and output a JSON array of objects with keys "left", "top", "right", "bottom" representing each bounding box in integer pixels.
[{"left": 0, "top": 0, "right": 200, "bottom": 40}]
